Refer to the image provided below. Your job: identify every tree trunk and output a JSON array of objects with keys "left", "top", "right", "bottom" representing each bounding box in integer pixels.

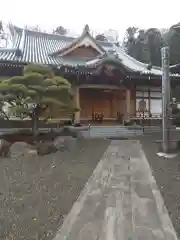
[{"left": 32, "top": 114, "right": 39, "bottom": 138}]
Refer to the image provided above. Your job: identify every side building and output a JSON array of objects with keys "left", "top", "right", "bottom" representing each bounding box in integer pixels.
[{"left": 0, "top": 24, "right": 179, "bottom": 124}]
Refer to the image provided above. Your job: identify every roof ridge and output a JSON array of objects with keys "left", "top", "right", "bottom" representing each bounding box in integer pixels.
[
  {"left": 0, "top": 48, "right": 18, "bottom": 53},
  {"left": 11, "top": 25, "right": 114, "bottom": 49},
  {"left": 18, "top": 28, "right": 26, "bottom": 53},
  {"left": 16, "top": 25, "right": 76, "bottom": 41}
]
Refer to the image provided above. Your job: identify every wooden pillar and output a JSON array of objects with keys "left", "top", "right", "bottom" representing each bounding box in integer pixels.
[
  {"left": 74, "top": 87, "right": 80, "bottom": 123},
  {"left": 125, "top": 88, "right": 131, "bottom": 122}
]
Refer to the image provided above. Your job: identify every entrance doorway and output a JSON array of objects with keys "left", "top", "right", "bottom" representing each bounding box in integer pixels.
[{"left": 80, "top": 88, "right": 125, "bottom": 120}]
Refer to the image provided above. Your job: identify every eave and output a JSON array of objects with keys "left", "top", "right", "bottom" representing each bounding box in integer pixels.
[{"left": 86, "top": 54, "right": 180, "bottom": 78}]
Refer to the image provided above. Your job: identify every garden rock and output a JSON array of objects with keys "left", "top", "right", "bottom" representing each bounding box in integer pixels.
[
  {"left": 60, "top": 127, "right": 79, "bottom": 138},
  {"left": 53, "top": 136, "right": 77, "bottom": 151},
  {"left": 36, "top": 141, "right": 57, "bottom": 155},
  {"left": 27, "top": 149, "right": 38, "bottom": 157},
  {"left": 10, "top": 142, "right": 32, "bottom": 158},
  {"left": 53, "top": 136, "right": 66, "bottom": 150},
  {"left": 0, "top": 140, "right": 12, "bottom": 157}
]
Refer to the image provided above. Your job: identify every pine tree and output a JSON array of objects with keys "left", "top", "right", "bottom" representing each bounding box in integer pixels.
[{"left": 0, "top": 64, "right": 79, "bottom": 136}]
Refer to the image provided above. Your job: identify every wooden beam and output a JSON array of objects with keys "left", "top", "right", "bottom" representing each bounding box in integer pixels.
[{"left": 79, "top": 84, "right": 123, "bottom": 90}]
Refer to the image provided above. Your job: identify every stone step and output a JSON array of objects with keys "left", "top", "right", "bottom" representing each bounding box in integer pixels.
[{"left": 84, "top": 126, "right": 143, "bottom": 138}]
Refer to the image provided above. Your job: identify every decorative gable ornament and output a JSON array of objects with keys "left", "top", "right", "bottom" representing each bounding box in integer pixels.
[{"left": 83, "top": 24, "right": 90, "bottom": 33}]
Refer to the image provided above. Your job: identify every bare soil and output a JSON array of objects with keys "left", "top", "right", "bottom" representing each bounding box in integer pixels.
[{"left": 0, "top": 138, "right": 110, "bottom": 240}]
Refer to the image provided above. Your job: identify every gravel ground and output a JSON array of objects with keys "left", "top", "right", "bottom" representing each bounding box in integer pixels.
[
  {"left": 139, "top": 133, "right": 180, "bottom": 237},
  {"left": 0, "top": 138, "right": 110, "bottom": 240}
]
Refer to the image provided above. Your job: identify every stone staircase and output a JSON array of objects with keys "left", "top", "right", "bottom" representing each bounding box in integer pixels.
[
  {"left": 82, "top": 125, "right": 143, "bottom": 138},
  {"left": 81, "top": 125, "right": 177, "bottom": 138}
]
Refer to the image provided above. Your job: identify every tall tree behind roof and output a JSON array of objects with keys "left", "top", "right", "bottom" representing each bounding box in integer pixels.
[
  {"left": 122, "top": 27, "right": 139, "bottom": 57},
  {"left": 94, "top": 23, "right": 180, "bottom": 66},
  {"left": 122, "top": 27, "right": 165, "bottom": 66},
  {"left": 25, "top": 25, "right": 46, "bottom": 32},
  {"left": 53, "top": 26, "right": 68, "bottom": 35},
  {"left": 159, "top": 28, "right": 169, "bottom": 44},
  {"left": 95, "top": 29, "right": 119, "bottom": 42},
  {"left": 95, "top": 34, "right": 107, "bottom": 41},
  {"left": 133, "top": 29, "right": 150, "bottom": 64},
  {"left": 167, "top": 25, "right": 180, "bottom": 65},
  {"left": 145, "top": 28, "right": 164, "bottom": 66}
]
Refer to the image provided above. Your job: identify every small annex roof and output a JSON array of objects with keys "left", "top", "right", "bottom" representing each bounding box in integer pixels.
[
  {"left": 0, "top": 24, "right": 179, "bottom": 77},
  {"left": 170, "top": 63, "right": 180, "bottom": 69},
  {"left": 86, "top": 45, "right": 178, "bottom": 76}
]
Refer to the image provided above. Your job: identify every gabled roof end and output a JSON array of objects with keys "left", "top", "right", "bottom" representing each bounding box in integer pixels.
[{"left": 49, "top": 24, "right": 106, "bottom": 57}]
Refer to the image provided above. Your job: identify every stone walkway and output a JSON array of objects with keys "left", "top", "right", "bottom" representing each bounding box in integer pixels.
[{"left": 53, "top": 140, "right": 178, "bottom": 240}]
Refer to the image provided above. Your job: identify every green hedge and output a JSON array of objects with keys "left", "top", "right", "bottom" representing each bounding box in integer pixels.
[{"left": 0, "top": 120, "right": 58, "bottom": 128}]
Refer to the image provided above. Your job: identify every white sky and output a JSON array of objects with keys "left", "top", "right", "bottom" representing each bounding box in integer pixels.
[{"left": 1, "top": 0, "right": 180, "bottom": 40}]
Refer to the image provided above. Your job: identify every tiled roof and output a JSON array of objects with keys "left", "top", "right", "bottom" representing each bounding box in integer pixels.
[
  {"left": 0, "top": 26, "right": 74, "bottom": 65},
  {"left": 0, "top": 25, "right": 178, "bottom": 77},
  {"left": 86, "top": 47, "right": 166, "bottom": 76},
  {"left": 0, "top": 26, "right": 113, "bottom": 66},
  {"left": 112, "top": 46, "right": 163, "bottom": 75}
]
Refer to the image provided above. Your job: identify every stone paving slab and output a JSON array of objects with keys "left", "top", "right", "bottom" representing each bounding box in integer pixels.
[{"left": 53, "top": 140, "right": 178, "bottom": 240}]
